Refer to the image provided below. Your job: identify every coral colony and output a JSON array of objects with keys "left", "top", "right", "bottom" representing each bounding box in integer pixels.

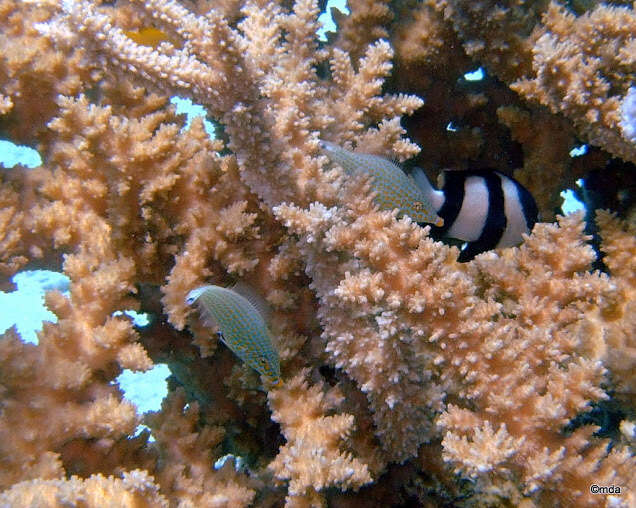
[{"left": 0, "top": 1, "right": 634, "bottom": 506}]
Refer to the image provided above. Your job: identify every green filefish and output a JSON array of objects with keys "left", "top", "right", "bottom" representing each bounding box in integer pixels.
[
  {"left": 186, "top": 284, "right": 282, "bottom": 387},
  {"left": 320, "top": 140, "right": 444, "bottom": 227}
]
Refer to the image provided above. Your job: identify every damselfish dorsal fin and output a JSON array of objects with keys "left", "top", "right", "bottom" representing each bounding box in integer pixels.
[
  {"left": 230, "top": 281, "right": 272, "bottom": 323},
  {"left": 410, "top": 167, "right": 445, "bottom": 212}
]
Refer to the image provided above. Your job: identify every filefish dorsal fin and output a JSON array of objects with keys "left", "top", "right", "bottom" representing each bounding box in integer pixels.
[{"left": 230, "top": 280, "right": 272, "bottom": 323}]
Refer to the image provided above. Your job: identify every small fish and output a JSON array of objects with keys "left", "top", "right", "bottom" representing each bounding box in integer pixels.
[
  {"left": 186, "top": 284, "right": 282, "bottom": 387},
  {"left": 124, "top": 27, "right": 177, "bottom": 48},
  {"left": 411, "top": 167, "right": 538, "bottom": 261},
  {"left": 320, "top": 141, "right": 444, "bottom": 227}
]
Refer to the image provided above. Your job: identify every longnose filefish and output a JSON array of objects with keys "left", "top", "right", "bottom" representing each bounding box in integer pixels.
[
  {"left": 186, "top": 284, "right": 282, "bottom": 387},
  {"left": 410, "top": 167, "right": 538, "bottom": 261},
  {"left": 320, "top": 141, "right": 444, "bottom": 227}
]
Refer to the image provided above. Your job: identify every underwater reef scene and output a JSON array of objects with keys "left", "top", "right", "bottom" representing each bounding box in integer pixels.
[{"left": 1, "top": 0, "right": 635, "bottom": 506}]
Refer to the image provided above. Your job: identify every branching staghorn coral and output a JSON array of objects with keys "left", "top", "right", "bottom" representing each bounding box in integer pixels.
[
  {"left": 511, "top": 1, "right": 636, "bottom": 164},
  {"left": 422, "top": 0, "right": 636, "bottom": 164},
  {"left": 596, "top": 210, "right": 636, "bottom": 408},
  {"left": 438, "top": 213, "right": 634, "bottom": 506},
  {"left": 0, "top": 0, "right": 95, "bottom": 143},
  {"left": 268, "top": 370, "right": 372, "bottom": 505},
  {"left": 1, "top": 0, "right": 634, "bottom": 506},
  {"left": 276, "top": 191, "right": 635, "bottom": 505},
  {"left": 144, "top": 388, "right": 257, "bottom": 506},
  {"left": 0, "top": 469, "right": 168, "bottom": 507}
]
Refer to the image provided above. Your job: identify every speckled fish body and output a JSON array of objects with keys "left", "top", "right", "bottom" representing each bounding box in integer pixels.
[
  {"left": 186, "top": 285, "right": 281, "bottom": 386},
  {"left": 320, "top": 141, "right": 444, "bottom": 227}
]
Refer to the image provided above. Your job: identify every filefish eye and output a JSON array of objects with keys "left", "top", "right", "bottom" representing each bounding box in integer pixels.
[{"left": 185, "top": 286, "right": 209, "bottom": 306}]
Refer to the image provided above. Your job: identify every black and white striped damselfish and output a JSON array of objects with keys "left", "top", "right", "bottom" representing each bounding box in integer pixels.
[{"left": 410, "top": 167, "right": 538, "bottom": 261}]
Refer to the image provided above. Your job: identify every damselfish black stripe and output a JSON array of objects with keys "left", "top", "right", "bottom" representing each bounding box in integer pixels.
[
  {"left": 433, "top": 171, "right": 465, "bottom": 235},
  {"left": 513, "top": 178, "right": 539, "bottom": 231},
  {"left": 458, "top": 173, "right": 506, "bottom": 262}
]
